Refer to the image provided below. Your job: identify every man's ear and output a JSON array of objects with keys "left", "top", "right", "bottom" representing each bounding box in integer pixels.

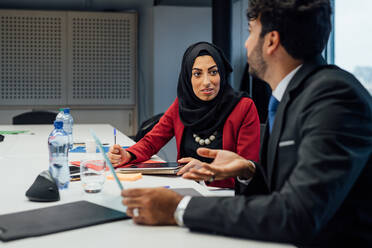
[{"left": 265, "top": 31, "right": 280, "bottom": 55}]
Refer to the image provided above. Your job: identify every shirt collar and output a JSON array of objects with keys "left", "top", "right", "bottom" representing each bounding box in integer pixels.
[{"left": 272, "top": 64, "right": 302, "bottom": 102}]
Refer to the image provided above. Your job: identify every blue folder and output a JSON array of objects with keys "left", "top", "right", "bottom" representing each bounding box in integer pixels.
[{"left": 70, "top": 146, "right": 128, "bottom": 153}]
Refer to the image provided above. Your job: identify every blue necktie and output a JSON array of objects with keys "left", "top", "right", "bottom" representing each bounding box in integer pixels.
[{"left": 268, "top": 95, "right": 279, "bottom": 133}]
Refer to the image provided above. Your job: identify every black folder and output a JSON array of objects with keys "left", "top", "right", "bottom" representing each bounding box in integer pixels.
[{"left": 0, "top": 200, "right": 129, "bottom": 242}]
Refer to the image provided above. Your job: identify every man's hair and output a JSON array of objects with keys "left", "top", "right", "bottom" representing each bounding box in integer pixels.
[{"left": 247, "top": 0, "right": 332, "bottom": 60}]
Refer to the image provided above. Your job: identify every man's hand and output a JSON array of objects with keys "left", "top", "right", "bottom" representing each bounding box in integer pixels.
[
  {"left": 122, "top": 188, "right": 183, "bottom": 225},
  {"left": 108, "top": 144, "right": 132, "bottom": 167},
  {"left": 182, "top": 148, "right": 255, "bottom": 181},
  {"left": 176, "top": 157, "right": 214, "bottom": 181}
]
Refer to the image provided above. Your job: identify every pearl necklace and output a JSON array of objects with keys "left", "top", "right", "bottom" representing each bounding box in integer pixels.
[{"left": 193, "top": 131, "right": 217, "bottom": 146}]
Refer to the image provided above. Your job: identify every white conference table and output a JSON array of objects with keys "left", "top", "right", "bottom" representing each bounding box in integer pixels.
[{"left": 0, "top": 124, "right": 293, "bottom": 248}]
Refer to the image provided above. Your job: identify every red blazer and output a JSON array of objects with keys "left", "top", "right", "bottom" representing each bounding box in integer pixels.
[{"left": 127, "top": 97, "right": 260, "bottom": 188}]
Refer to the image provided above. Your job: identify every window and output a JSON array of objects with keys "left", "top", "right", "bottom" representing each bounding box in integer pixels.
[{"left": 334, "top": 0, "right": 372, "bottom": 94}]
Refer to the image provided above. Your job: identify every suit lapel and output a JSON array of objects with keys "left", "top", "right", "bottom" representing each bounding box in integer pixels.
[
  {"left": 258, "top": 121, "right": 270, "bottom": 187},
  {"left": 266, "top": 55, "right": 327, "bottom": 190}
]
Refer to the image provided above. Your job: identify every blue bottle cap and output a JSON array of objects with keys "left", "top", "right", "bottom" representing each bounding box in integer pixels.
[
  {"left": 63, "top": 108, "right": 70, "bottom": 114},
  {"left": 54, "top": 121, "right": 63, "bottom": 129}
]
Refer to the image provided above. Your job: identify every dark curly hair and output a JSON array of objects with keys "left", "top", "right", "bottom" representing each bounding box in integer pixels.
[{"left": 247, "top": 0, "right": 332, "bottom": 60}]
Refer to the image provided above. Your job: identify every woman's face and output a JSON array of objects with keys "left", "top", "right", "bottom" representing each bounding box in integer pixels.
[{"left": 191, "top": 55, "right": 220, "bottom": 101}]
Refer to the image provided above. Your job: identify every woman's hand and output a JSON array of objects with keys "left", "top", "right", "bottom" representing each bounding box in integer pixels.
[
  {"left": 176, "top": 157, "right": 214, "bottom": 181},
  {"left": 108, "top": 144, "right": 132, "bottom": 167},
  {"left": 182, "top": 148, "right": 256, "bottom": 181}
]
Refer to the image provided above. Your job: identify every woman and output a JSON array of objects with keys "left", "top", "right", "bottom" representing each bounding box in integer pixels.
[{"left": 108, "top": 41, "right": 260, "bottom": 188}]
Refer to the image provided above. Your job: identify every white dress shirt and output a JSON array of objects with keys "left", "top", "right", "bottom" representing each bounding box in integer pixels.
[{"left": 272, "top": 64, "right": 302, "bottom": 101}]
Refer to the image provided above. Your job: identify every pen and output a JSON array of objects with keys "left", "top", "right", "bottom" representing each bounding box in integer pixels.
[
  {"left": 70, "top": 175, "right": 81, "bottom": 182},
  {"left": 73, "top": 142, "right": 109, "bottom": 146},
  {"left": 114, "top": 128, "right": 117, "bottom": 145}
]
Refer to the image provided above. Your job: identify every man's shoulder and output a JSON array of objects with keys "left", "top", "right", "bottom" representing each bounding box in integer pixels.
[
  {"left": 293, "top": 65, "right": 372, "bottom": 122},
  {"left": 305, "top": 65, "right": 370, "bottom": 102},
  {"left": 309, "top": 64, "right": 358, "bottom": 86}
]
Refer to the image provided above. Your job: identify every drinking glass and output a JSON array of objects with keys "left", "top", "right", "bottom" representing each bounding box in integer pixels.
[{"left": 81, "top": 157, "right": 106, "bottom": 193}]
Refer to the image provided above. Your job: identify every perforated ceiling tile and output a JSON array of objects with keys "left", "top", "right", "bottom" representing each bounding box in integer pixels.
[
  {"left": 0, "top": 10, "right": 67, "bottom": 105},
  {"left": 67, "top": 12, "right": 137, "bottom": 105}
]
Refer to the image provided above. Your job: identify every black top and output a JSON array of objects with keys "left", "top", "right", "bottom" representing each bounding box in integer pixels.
[{"left": 180, "top": 127, "right": 223, "bottom": 163}]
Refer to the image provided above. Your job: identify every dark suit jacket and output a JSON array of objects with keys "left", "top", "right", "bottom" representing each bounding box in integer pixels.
[{"left": 183, "top": 56, "right": 372, "bottom": 247}]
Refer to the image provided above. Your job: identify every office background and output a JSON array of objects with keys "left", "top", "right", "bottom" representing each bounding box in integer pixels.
[{"left": 0, "top": 0, "right": 371, "bottom": 161}]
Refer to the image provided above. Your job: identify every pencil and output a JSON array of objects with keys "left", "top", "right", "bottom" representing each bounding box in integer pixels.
[{"left": 114, "top": 128, "right": 117, "bottom": 145}]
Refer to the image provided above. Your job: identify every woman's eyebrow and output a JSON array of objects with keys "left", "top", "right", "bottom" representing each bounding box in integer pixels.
[{"left": 192, "top": 65, "right": 217, "bottom": 71}]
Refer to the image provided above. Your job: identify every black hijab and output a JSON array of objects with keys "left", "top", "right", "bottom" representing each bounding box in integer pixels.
[{"left": 177, "top": 41, "right": 246, "bottom": 136}]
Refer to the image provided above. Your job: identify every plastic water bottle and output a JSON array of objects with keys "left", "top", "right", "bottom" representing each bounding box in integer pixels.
[
  {"left": 55, "top": 108, "right": 64, "bottom": 122},
  {"left": 55, "top": 108, "right": 67, "bottom": 145},
  {"left": 48, "top": 120, "right": 70, "bottom": 189},
  {"left": 62, "top": 108, "right": 74, "bottom": 150}
]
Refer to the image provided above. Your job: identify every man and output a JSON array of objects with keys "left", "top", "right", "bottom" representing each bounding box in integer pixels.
[{"left": 119, "top": 0, "right": 372, "bottom": 246}]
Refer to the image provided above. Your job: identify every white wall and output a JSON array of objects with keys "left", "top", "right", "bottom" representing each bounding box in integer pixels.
[{"left": 153, "top": 6, "right": 212, "bottom": 114}]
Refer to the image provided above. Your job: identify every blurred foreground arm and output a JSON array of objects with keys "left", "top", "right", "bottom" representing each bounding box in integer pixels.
[{"left": 122, "top": 188, "right": 182, "bottom": 225}]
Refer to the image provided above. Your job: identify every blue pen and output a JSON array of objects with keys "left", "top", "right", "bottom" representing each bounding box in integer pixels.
[
  {"left": 90, "top": 129, "right": 123, "bottom": 191},
  {"left": 114, "top": 128, "right": 117, "bottom": 145}
]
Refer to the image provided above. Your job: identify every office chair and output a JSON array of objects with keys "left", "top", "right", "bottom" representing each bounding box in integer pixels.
[
  {"left": 132, "top": 113, "right": 164, "bottom": 142},
  {"left": 13, "top": 111, "right": 57, "bottom": 125}
]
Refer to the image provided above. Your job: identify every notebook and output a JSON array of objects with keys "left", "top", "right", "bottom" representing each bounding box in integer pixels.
[{"left": 0, "top": 201, "right": 128, "bottom": 242}]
